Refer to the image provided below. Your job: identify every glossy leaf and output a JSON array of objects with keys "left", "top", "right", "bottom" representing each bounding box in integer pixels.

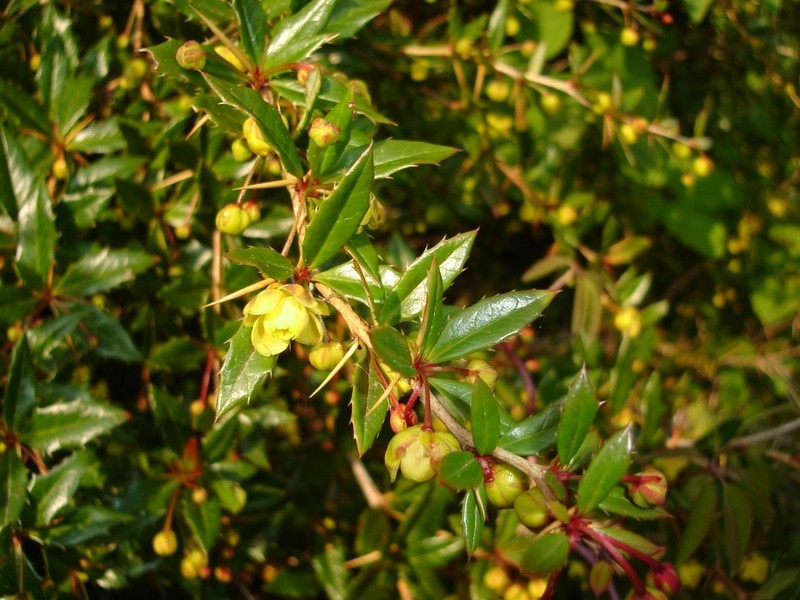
[
  {"left": 55, "top": 247, "right": 153, "bottom": 298},
  {"left": 370, "top": 325, "right": 415, "bottom": 378},
  {"left": 676, "top": 481, "right": 717, "bottom": 564},
  {"left": 577, "top": 427, "right": 633, "bottom": 514},
  {"left": 146, "top": 39, "right": 206, "bottom": 86},
  {"left": 0, "top": 81, "right": 51, "bottom": 137},
  {"left": 65, "top": 119, "right": 126, "bottom": 154},
  {"left": 233, "top": 0, "right": 266, "bottom": 64},
  {"left": 381, "top": 231, "right": 476, "bottom": 323},
  {"left": 309, "top": 89, "right": 355, "bottom": 178},
  {"left": 373, "top": 140, "right": 459, "bottom": 179},
  {"left": 426, "top": 290, "right": 555, "bottom": 364},
  {"left": 0, "top": 450, "right": 28, "bottom": 528},
  {"left": 486, "top": 0, "right": 510, "bottom": 51},
  {"left": 346, "top": 234, "right": 383, "bottom": 289},
  {"left": 312, "top": 544, "right": 348, "bottom": 599},
  {"left": 264, "top": 0, "right": 337, "bottom": 68},
  {"left": 148, "top": 386, "right": 190, "bottom": 456},
  {"left": 303, "top": 145, "right": 374, "bottom": 268},
  {"left": 520, "top": 531, "right": 570, "bottom": 575},
  {"left": 2, "top": 128, "right": 55, "bottom": 291},
  {"left": 313, "top": 260, "right": 397, "bottom": 306},
  {"left": 327, "top": 0, "right": 393, "bottom": 39},
  {"left": 38, "top": 506, "right": 133, "bottom": 547},
  {"left": 67, "top": 303, "right": 141, "bottom": 362},
  {"left": 598, "top": 487, "right": 670, "bottom": 520},
  {"left": 498, "top": 403, "right": 561, "bottom": 456},
  {"left": 30, "top": 451, "right": 92, "bottom": 526},
  {"left": 4, "top": 335, "right": 36, "bottom": 430},
  {"left": 723, "top": 482, "right": 754, "bottom": 572},
  {"left": 438, "top": 452, "right": 484, "bottom": 490},
  {"left": 216, "top": 322, "right": 278, "bottom": 419},
  {"left": 418, "top": 259, "right": 446, "bottom": 357},
  {"left": 204, "top": 74, "right": 304, "bottom": 177},
  {"left": 227, "top": 246, "right": 294, "bottom": 280},
  {"left": 350, "top": 358, "right": 389, "bottom": 456},
  {"left": 460, "top": 488, "right": 484, "bottom": 556},
  {"left": 557, "top": 367, "right": 599, "bottom": 466},
  {"left": 20, "top": 398, "right": 128, "bottom": 454},
  {"left": 470, "top": 380, "right": 500, "bottom": 455}
]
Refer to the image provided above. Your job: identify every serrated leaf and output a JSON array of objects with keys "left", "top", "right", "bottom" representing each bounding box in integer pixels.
[
  {"left": 0, "top": 450, "right": 28, "bottom": 528},
  {"left": 193, "top": 93, "right": 246, "bottom": 132},
  {"left": 426, "top": 290, "right": 555, "bottom": 364},
  {"left": 418, "top": 259, "right": 446, "bottom": 357},
  {"left": 303, "top": 145, "right": 374, "bottom": 268},
  {"left": 381, "top": 231, "right": 476, "bottom": 323},
  {"left": 461, "top": 489, "right": 484, "bottom": 556},
  {"left": 4, "top": 335, "right": 36, "bottom": 430},
  {"left": 264, "top": 0, "right": 337, "bottom": 68},
  {"left": 20, "top": 398, "right": 128, "bottom": 454},
  {"left": 373, "top": 140, "right": 459, "bottom": 179},
  {"left": 577, "top": 427, "right": 633, "bottom": 514},
  {"left": 216, "top": 322, "right": 278, "bottom": 419},
  {"left": 676, "top": 480, "right": 717, "bottom": 564},
  {"left": 371, "top": 325, "right": 415, "bottom": 378},
  {"left": 227, "top": 246, "right": 294, "bottom": 280},
  {"left": 30, "top": 451, "right": 92, "bottom": 526},
  {"left": 55, "top": 247, "right": 153, "bottom": 298},
  {"left": 470, "top": 380, "right": 500, "bottom": 455},
  {"left": 723, "top": 482, "right": 753, "bottom": 573},
  {"left": 520, "top": 531, "right": 570, "bottom": 575},
  {"left": 350, "top": 359, "right": 388, "bottom": 456},
  {"left": 204, "top": 74, "right": 304, "bottom": 177},
  {"left": 557, "top": 367, "right": 599, "bottom": 466},
  {"left": 183, "top": 497, "right": 222, "bottom": 552},
  {"left": 438, "top": 452, "right": 484, "bottom": 490},
  {"left": 233, "top": 0, "right": 266, "bottom": 64}
]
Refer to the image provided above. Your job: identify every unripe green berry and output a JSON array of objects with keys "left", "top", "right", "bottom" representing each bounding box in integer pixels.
[
  {"left": 174, "top": 223, "right": 191, "bottom": 240},
  {"left": 620, "top": 27, "right": 640, "bottom": 47},
  {"left": 485, "top": 79, "right": 511, "bottom": 102},
  {"left": 152, "top": 530, "right": 178, "bottom": 556},
  {"left": 29, "top": 53, "right": 41, "bottom": 71},
  {"left": 308, "top": 117, "right": 342, "bottom": 148},
  {"left": 693, "top": 155, "right": 714, "bottom": 178},
  {"left": 116, "top": 34, "right": 130, "bottom": 49},
  {"left": 243, "top": 118, "right": 273, "bottom": 156},
  {"left": 52, "top": 157, "right": 68, "bottom": 180},
  {"left": 7, "top": 323, "right": 24, "bottom": 343},
  {"left": 308, "top": 341, "right": 346, "bottom": 371},
  {"left": 176, "top": 41, "right": 206, "bottom": 70},
  {"left": 619, "top": 122, "right": 639, "bottom": 145},
  {"left": 485, "top": 464, "right": 528, "bottom": 508},
  {"left": 215, "top": 204, "right": 250, "bottom": 235},
  {"left": 541, "top": 94, "right": 562, "bottom": 115},
  {"left": 231, "top": 138, "right": 252, "bottom": 162},
  {"left": 242, "top": 200, "right": 261, "bottom": 224},
  {"left": 672, "top": 142, "right": 693, "bottom": 160},
  {"left": 514, "top": 487, "right": 551, "bottom": 529}
]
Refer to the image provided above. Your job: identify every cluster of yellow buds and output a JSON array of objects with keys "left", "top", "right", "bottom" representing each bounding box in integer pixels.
[{"left": 244, "top": 284, "right": 329, "bottom": 357}]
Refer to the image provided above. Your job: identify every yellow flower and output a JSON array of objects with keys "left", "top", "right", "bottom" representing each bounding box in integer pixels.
[
  {"left": 738, "top": 553, "right": 770, "bottom": 584},
  {"left": 244, "top": 284, "right": 328, "bottom": 357}
]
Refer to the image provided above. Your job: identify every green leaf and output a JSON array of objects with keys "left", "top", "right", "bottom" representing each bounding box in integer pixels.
[
  {"left": 65, "top": 119, "right": 126, "bottom": 154},
  {"left": 4, "top": 335, "right": 36, "bottom": 430},
  {"left": 723, "top": 482, "right": 754, "bottom": 573},
  {"left": 309, "top": 89, "right": 355, "bottom": 178},
  {"left": 350, "top": 358, "right": 389, "bottom": 456},
  {"left": 204, "top": 74, "right": 304, "bottom": 177},
  {"left": 55, "top": 247, "right": 153, "bottom": 298},
  {"left": 146, "top": 39, "right": 206, "bottom": 86},
  {"left": 370, "top": 325, "right": 415, "bottom": 378},
  {"left": 418, "top": 259, "right": 446, "bottom": 357},
  {"left": 54, "top": 75, "right": 93, "bottom": 138},
  {"left": 303, "top": 145, "right": 374, "bottom": 268},
  {"left": 438, "top": 452, "right": 484, "bottom": 490},
  {"left": 0, "top": 286, "right": 36, "bottom": 327},
  {"left": 326, "top": 0, "right": 393, "bottom": 39},
  {"left": 216, "top": 322, "right": 278, "bottom": 419},
  {"left": 148, "top": 337, "right": 207, "bottom": 372},
  {"left": 525, "top": 0, "right": 575, "bottom": 58},
  {"left": 0, "top": 450, "right": 28, "bottom": 528},
  {"left": 264, "top": 0, "right": 337, "bottom": 68},
  {"left": 520, "top": 531, "right": 570, "bottom": 575},
  {"left": 460, "top": 489, "right": 484, "bottom": 556},
  {"left": 148, "top": 386, "right": 190, "bottom": 456},
  {"left": 312, "top": 543, "right": 348, "bottom": 599},
  {"left": 577, "top": 427, "right": 633, "bottom": 514},
  {"left": 313, "top": 260, "right": 396, "bottom": 306},
  {"left": 597, "top": 487, "right": 670, "bottom": 520},
  {"left": 557, "top": 367, "right": 599, "bottom": 466},
  {"left": 0, "top": 81, "right": 51, "bottom": 137},
  {"left": 346, "top": 234, "right": 383, "bottom": 289},
  {"left": 67, "top": 303, "right": 141, "bottom": 362},
  {"left": 487, "top": 0, "right": 510, "bottom": 51},
  {"left": 227, "top": 246, "right": 294, "bottom": 280},
  {"left": 381, "top": 231, "right": 476, "bottom": 323},
  {"left": 193, "top": 93, "right": 246, "bottom": 132},
  {"left": 40, "top": 506, "right": 133, "bottom": 547},
  {"left": 373, "top": 140, "right": 459, "bottom": 179},
  {"left": 675, "top": 481, "right": 716, "bottom": 564},
  {"left": 233, "top": 0, "right": 267, "bottom": 64},
  {"left": 470, "top": 380, "right": 500, "bottom": 455},
  {"left": 685, "top": 0, "right": 715, "bottom": 22},
  {"left": 30, "top": 451, "right": 92, "bottom": 526},
  {"left": 183, "top": 497, "right": 222, "bottom": 552},
  {"left": 20, "top": 398, "right": 128, "bottom": 454},
  {"left": 426, "top": 290, "right": 555, "bottom": 363},
  {"left": 1, "top": 128, "right": 56, "bottom": 290},
  {"left": 498, "top": 404, "right": 560, "bottom": 456}
]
